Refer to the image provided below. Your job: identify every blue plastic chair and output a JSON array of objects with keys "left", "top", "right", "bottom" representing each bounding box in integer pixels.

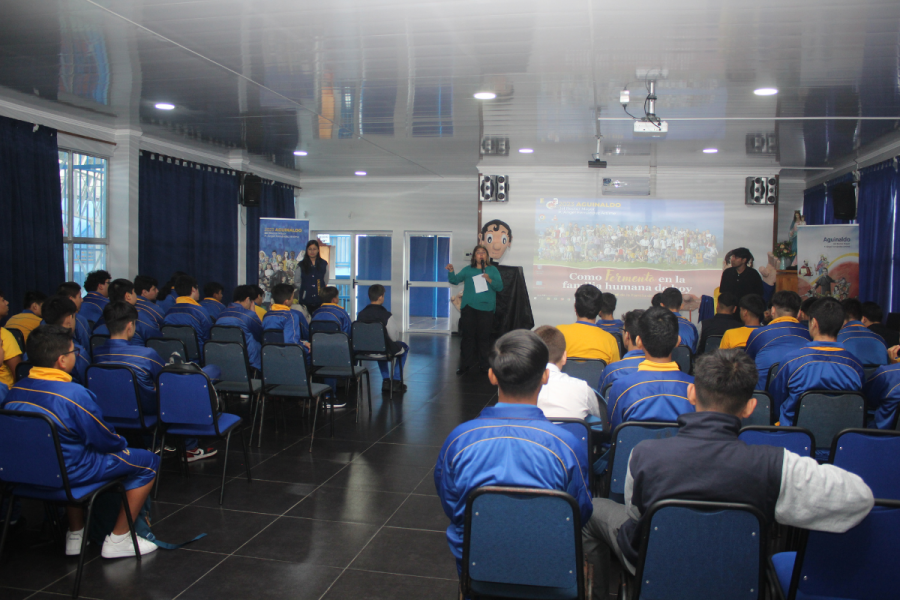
[
  {"left": 0, "top": 409, "right": 142, "bottom": 599},
  {"left": 153, "top": 365, "right": 251, "bottom": 505},
  {"left": 742, "top": 391, "right": 773, "bottom": 427},
  {"left": 262, "top": 330, "right": 285, "bottom": 345},
  {"left": 146, "top": 337, "right": 188, "bottom": 364},
  {"left": 612, "top": 333, "right": 626, "bottom": 363},
  {"left": 311, "top": 332, "right": 371, "bottom": 422},
  {"left": 794, "top": 390, "right": 866, "bottom": 461},
  {"left": 204, "top": 341, "right": 261, "bottom": 397},
  {"left": 672, "top": 345, "right": 693, "bottom": 374},
  {"left": 259, "top": 343, "right": 333, "bottom": 452},
  {"left": 14, "top": 361, "right": 32, "bottom": 382},
  {"left": 606, "top": 422, "right": 679, "bottom": 503},
  {"left": 703, "top": 335, "right": 723, "bottom": 354},
  {"left": 829, "top": 429, "right": 900, "bottom": 500},
  {"left": 160, "top": 325, "right": 200, "bottom": 362},
  {"left": 766, "top": 362, "right": 780, "bottom": 391},
  {"left": 5, "top": 327, "right": 25, "bottom": 354},
  {"left": 309, "top": 320, "right": 341, "bottom": 336},
  {"left": 738, "top": 426, "right": 815, "bottom": 458},
  {"left": 552, "top": 418, "right": 594, "bottom": 493},
  {"left": 351, "top": 321, "right": 405, "bottom": 399},
  {"left": 771, "top": 499, "right": 900, "bottom": 600},
  {"left": 210, "top": 325, "right": 245, "bottom": 346},
  {"left": 89, "top": 334, "right": 109, "bottom": 361},
  {"left": 626, "top": 499, "right": 767, "bottom": 600},
  {"left": 462, "top": 486, "right": 586, "bottom": 600},
  {"left": 85, "top": 364, "right": 158, "bottom": 448},
  {"left": 562, "top": 358, "right": 607, "bottom": 387}
]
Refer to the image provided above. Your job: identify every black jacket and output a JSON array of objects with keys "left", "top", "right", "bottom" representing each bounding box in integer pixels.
[
  {"left": 719, "top": 266, "right": 764, "bottom": 302},
  {"left": 698, "top": 314, "right": 744, "bottom": 353}
]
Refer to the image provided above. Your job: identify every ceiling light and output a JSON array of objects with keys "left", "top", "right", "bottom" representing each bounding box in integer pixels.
[
  {"left": 753, "top": 88, "right": 778, "bottom": 96},
  {"left": 154, "top": 102, "right": 175, "bottom": 110},
  {"left": 702, "top": 148, "right": 718, "bottom": 154},
  {"left": 355, "top": 171, "right": 367, "bottom": 176},
  {"left": 293, "top": 150, "right": 308, "bottom": 156},
  {"left": 473, "top": 92, "right": 496, "bottom": 100},
  {"left": 518, "top": 148, "right": 534, "bottom": 154}
]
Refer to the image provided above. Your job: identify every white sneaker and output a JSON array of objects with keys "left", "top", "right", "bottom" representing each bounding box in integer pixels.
[
  {"left": 186, "top": 447, "right": 218, "bottom": 463},
  {"left": 65, "top": 529, "right": 85, "bottom": 556},
  {"left": 101, "top": 533, "right": 158, "bottom": 558}
]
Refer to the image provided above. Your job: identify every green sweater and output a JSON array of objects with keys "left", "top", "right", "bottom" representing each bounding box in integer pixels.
[{"left": 448, "top": 265, "right": 504, "bottom": 312}]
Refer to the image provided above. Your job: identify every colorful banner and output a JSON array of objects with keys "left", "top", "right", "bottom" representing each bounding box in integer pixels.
[
  {"left": 257, "top": 218, "right": 309, "bottom": 301},
  {"left": 796, "top": 224, "right": 859, "bottom": 300},
  {"left": 532, "top": 198, "right": 725, "bottom": 302}
]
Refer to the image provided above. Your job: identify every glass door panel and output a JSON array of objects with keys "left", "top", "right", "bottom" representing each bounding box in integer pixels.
[
  {"left": 405, "top": 233, "right": 452, "bottom": 332},
  {"left": 355, "top": 234, "right": 392, "bottom": 318}
]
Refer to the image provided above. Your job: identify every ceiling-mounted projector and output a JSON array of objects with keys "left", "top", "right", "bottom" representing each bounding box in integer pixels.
[
  {"left": 588, "top": 159, "right": 608, "bottom": 168},
  {"left": 634, "top": 119, "right": 668, "bottom": 136}
]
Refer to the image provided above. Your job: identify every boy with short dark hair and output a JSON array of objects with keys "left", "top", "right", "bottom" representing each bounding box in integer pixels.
[
  {"left": 697, "top": 292, "right": 741, "bottom": 354},
  {"left": 599, "top": 309, "right": 646, "bottom": 391},
  {"left": 660, "top": 287, "right": 699, "bottom": 352},
  {"left": 838, "top": 298, "right": 889, "bottom": 365},
  {"left": 798, "top": 297, "right": 816, "bottom": 324},
  {"left": 5, "top": 291, "right": 47, "bottom": 341},
  {"left": 746, "top": 291, "right": 811, "bottom": 390},
  {"left": 216, "top": 285, "right": 265, "bottom": 370},
  {"left": 201, "top": 282, "right": 226, "bottom": 322},
  {"left": 720, "top": 293, "right": 765, "bottom": 349},
  {"left": 41, "top": 296, "right": 90, "bottom": 385},
  {"left": 607, "top": 307, "right": 694, "bottom": 431},
  {"left": 861, "top": 301, "right": 900, "bottom": 347},
  {"left": 93, "top": 279, "right": 161, "bottom": 345},
  {"left": 535, "top": 325, "right": 601, "bottom": 420},
  {"left": 80, "top": 269, "right": 112, "bottom": 324},
  {"left": 56, "top": 282, "right": 92, "bottom": 349},
  {"left": 163, "top": 275, "right": 213, "bottom": 355},
  {"left": 357, "top": 284, "right": 408, "bottom": 392},
  {"left": 555, "top": 284, "right": 620, "bottom": 365},
  {"left": 311, "top": 286, "right": 352, "bottom": 334},
  {"left": 1, "top": 325, "right": 161, "bottom": 558},
  {"left": 251, "top": 285, "right": 267, "bottom": 322},
  {"left": 583, "top": 349, "right": 873, "bottom": 597},
  {"left": 0, "top": 289, "right": 23, "bottom": 388},
  {"left": 134, "top": 275, "right": 164, "bottom": 329},
  {"left": 596, "top": 293, "right": 623, "bottom": 336}
]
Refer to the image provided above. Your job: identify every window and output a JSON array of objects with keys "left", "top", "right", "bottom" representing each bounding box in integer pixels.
[{"left": 59, "top": 151, "right": 108, "bottom": 283}]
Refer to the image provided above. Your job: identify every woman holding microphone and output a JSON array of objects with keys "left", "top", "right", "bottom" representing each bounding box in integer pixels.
[{"left": 447, "top": 245, "right": 504, "bottom": 375}]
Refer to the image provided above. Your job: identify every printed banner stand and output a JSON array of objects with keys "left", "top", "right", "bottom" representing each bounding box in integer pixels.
[
  {"left": 257, "top": 218, "right": 309, "bottom": 303},
  {"left": 796, "top": 224, "right": 859, "bottom": 300}
]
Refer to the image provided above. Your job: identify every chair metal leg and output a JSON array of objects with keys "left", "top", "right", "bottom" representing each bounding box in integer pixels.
[
  {"left": 240, "top": 426, "right": 252, "bottom": 485},
  {"left": 0, "top": 491, "right": 15, "bottom": 562},
  {"left": 149, "top": 427, "right": 158, "bottom": 457},
  {"left": 257, "top": 396, "right": 266, "bottom": 448},
  {"left": 153, "top": 432, "right": 166, "bottom": 500},
  {"left": 389, "top": 359, "right": 394, "bottom": 399},
  {"left": 219, "top": 430, "right": 233, "bottom": 505},
  {"left": 309, "top": 395, "right": 320, "bottom": 453},
  {"left": 366, "top": 371, "right": 372, "bottom": 414},
  {"left": 248, "top": 391, "right": 262, "bottom": 447},
  {"left": 73, "top": 491, "right": 103, "bottom": 598},
  {"left": 119, "top": 484, "right": 141, "bottom": 562}
]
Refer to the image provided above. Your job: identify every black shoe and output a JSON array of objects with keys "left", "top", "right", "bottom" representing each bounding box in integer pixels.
[{"left": 392, "top": 381, "right": 408, "bottom": 392}]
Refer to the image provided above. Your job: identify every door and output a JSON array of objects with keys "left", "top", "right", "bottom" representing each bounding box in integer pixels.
[
  {"left": 311, "top": 231, "right": 392, "bottom": 318},
  {"left": 405, "top": 232, "right": 452, "bottom": 332}
]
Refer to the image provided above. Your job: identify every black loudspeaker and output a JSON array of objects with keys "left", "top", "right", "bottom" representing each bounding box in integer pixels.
[
  {"left": 496, "top": 175, "right": 509, "bottom": 202},
  {"left": 832, "top": 182, "right": 857, "bottom": 220},
  {"left": 480, "top": 174, "right": 495, "bottom": 202},
  {"left": 745, "top": 176, "right": 777, "bottom": 205},
  {"left": 241, "top": 174, "right": 262, "bottom": 207}
]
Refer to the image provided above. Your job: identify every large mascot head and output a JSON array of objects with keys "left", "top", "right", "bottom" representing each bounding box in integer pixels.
[{"left": 480, "top": 219, "right": 513, "bottom": 263}]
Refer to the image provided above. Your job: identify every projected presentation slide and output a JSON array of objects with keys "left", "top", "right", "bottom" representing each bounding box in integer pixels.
[{"left": 532, "top": 198, "right": 724, "bottom": 303}]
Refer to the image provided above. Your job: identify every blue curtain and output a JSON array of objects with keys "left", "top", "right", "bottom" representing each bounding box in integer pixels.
[
  {"left": 245, "top": 182, "right": 296, "bottom": 283},
  {"left": 138, "top": 153, "right": 239, "bottom": 303},
  {"left": 803, "top": 173, "right": 857, "bottom": 225},
  {"left": 857, "top": 160, "right": 898, "bottom": 310},
  {"left": 0, "top": 116, "right": 65, "bottom": 315}
]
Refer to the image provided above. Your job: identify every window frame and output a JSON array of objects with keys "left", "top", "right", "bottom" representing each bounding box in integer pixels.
[{"left": 59, "top": 148, "right": 109, "bottom": 280}]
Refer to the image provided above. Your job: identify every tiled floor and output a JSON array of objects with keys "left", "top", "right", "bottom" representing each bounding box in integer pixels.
[{"left": 0, "top": 334, "right": 502, "bottom": 600}]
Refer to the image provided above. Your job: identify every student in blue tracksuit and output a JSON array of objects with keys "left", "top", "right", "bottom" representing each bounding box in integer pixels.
[
  {"left": 1, "top": 325, "right": 159, "bottom": 558},
  {"left": 40, "top": 297, "right": 90, "bottom": 385},
  {"left": 310, "top": 286, "right": 352, "bottom": 335},
  {"left": 771, "top": 297, "right": 865, "bottom": 432},
  {"left": 56, "top": 282, "right": 93, "bottom": 350},
  {"left": 608, "top": 307, "right": 695, "bottom": 432},
  {"left": 262, "top": 284, "right": 311, "bottom": 367},
  {"left": 864, "top": 361, "right": 900, "bottom": 429},
  {"left": 163, "top": 275, "right": 213, "bottom": 357},
  {"left": 215, "top": 285, "right": 264, "bottom": 370},
  {"left": 134, "top": 275, "right": 165, "bottom": 329},
  {"left": 838, "top": 298, "right": 888, "bottom": 366},
  {"left": 156, "top": 271, "right": 189, "bottom": 315},
  {"left": 200, "top": 282, "right": 226, "bottom": 322},
  {"left": 596, "top": 293, "right": 624, "bottom": 336},
  {"left": 92, "top": 279, "right": 160, "bottom": 346},
  {"left": 745, "top": 291, "right": 811, "bottom": 390},
  {"left": 660, "top": 287, "right": 698, "bottom": 353},
  {"left": 434, "top": 329, "right": 592, "bottom": 575},
  {"left": 79, "top": 270, "right": 111, "bottom": 325},
  {"left": 599, "top": 309, "right": 646, "bottom": 393}
]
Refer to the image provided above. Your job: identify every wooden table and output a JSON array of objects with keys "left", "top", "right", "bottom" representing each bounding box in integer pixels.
[{"left": 776, "top": 269, "right": 798, "bottom": 293}]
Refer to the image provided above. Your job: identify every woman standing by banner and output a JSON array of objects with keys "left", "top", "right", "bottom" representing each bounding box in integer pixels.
[
  {"left": 447, "top": 245, "right": 504, "bottom": 375},
  {"left": 294, "top": 240, "right": 328, "bottom": 313}
]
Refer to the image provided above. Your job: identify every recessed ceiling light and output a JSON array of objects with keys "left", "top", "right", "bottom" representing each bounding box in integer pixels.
[
  {"left": 518, "top": 148, "right": 534, "bottom": 154},
  {"left": 154, "top": 102, "right": 175, "bottom": 110},
  {"left": 753, "top": 88, "right": 778, "bottom": 96},
  {"left": 473, "top": 92, "right": 496, "bottom": 100},
  {"left": 355, "top": 171, "right": 367, "bottom": 176},
  {"left": 702, "top": 148, "right": 718, "bottom": 154},
  {"left": 293, "top": 150, "right": 308, "bottom": 156}
]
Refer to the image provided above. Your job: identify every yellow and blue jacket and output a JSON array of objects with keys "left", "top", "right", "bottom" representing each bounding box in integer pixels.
[
  {"left": 838, "top": 321, "right": 889, "bottom": 366},
  {"left": 608, "top": 360, "right": 694, "bottom": 431},
  {"left": 745, "top": 317, "right": 811, "bottom": 390}
]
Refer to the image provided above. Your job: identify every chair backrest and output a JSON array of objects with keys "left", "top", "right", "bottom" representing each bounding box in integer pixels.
[
  {"left": 6, "top": 327, "right": 25, "bottom": 353},
  {"left": 157, "top": 366, "right": 218, "bottom": 427},
  {"left": 863, "top": 365, "right": 880, "bottom": 382},
  {"left": 612, "top": 333, "right": 626, "bottom": 361},
  {"left": 705, "top": 335, "right": 723, "bottom": 354},
  {"left": 309, "top": 320, "right": 341, "bottom": 335},
  {"left": 462, "top": 487, "right": 583, "bottom": 599},
  {"left": 795, "top": 390, "right": 866, "bottom": 450},
  {"left": 311, "top": 332, "right": 352, "bottom": 369},
  {"left": 738, "top": 426, "right": 815, "bottom": 458},
  {"left": 262, "top": 330, "right": 285, "bottom": 345},
  {"left": 146, "top": 338, "right": 188, "bottom": 364},
  {"left": 161, "top": 325, "right": 200, "bottom": 362},
  {"left": 634, "top": 499, "right": 766, "bottom": 600},
  {"left": 204, "top": 342, "right": 251, "bottom": 388},
  {"left": 608, "top": 422, "right": 679, "bottom": 500},
  {"left": 85, "top": 364, "right": 145, "bottom": 422},
  {"left": 261, "top": 343, "right": 310, "bottom": 390},
  {"left": 351, "top": 321, "right": 388, "bottom": 354},
  {"left": 561, "top": 358, "right": 607, "bottom": 385},
  {"left": 742, "top": 391, "right": 773, "bottom": 427},
  {"left": 0, "top": 409, "right": 71, "bottom": 493},
  {"left": 765, "top": 362, "right": 780, "bottom": 391},
  {"left": 90, "top": 334, "right": 110, "bottom": 359},
  {"left": 14, "top": 361, "right": 33, "bottom": 382},
  {"left": 672, "top": 345, "right": 693, "bottom": 374},
  {"left": 552, "top": 419, "right": 591, "bottom": 458},
  {"left": 594, "top": 391, "right": 609, "bottom": 432},
  {"left": 787, "top": 499, "right": 900, "bottom": 600},
  {"left": 830, "top": 429, "right": 900, "bottom": 500},
  {"left": 210, "top": 325, "right": 245, "bottom": 346},
  {"left": 601, "top": 382, "right": 613, "bottom": 401}
]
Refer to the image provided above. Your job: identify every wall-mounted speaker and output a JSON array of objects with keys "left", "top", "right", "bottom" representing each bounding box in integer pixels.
[
  {"left": 745, "top": 176, "right": 777, "bottom": 205},
  {"left": 496, "top": 175, "right": 509, "bottom": 201},
  {"left": 479, "top": 174, "right": 509, "bottom": 202},
  {"left": 831, "top": 182, "right": 857, "bottom": 220},
  {"left": 241, "top": 173, "right": 262, "bottom": 207}
]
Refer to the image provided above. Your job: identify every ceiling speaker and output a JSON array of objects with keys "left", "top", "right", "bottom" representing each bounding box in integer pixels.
[{"left": 832, "top": 182, "right": 856, "bottom": 220}]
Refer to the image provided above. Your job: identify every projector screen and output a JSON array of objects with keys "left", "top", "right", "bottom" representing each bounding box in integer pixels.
[{"left": 530, "top": 197, "right": 724, "bottom": 310}]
